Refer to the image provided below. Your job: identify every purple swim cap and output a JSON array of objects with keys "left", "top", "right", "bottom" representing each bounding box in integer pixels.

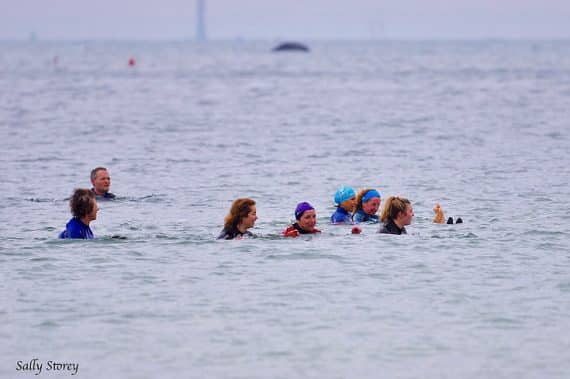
[{"left": 295, "top": 202, "right": 315, "bottom": 220}]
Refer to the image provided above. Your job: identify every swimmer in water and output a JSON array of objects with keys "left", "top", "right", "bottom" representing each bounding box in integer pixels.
[
  {"left": 330, "top": 186, "right": 361, "bottom": 234},
  {"left": 59, "top": 188, "right": 99, "bottom": 239},
  {"left": 218, "top": 198, "right": 257, "bottom": 240},
  {"left": 330, "top": 186, "right": 357, "bottom": 224},
  {"left": 378, "top": 196, "right": 414, "bottom": 235},
  {"left": 282, "top": 202, "right": 321, "bottom": 237},
  {"left": 90, "top": 167, "right": 116, "bottom": 200},
  {"left": 353, "top": 188, "right": 381, "bottom": 223}
]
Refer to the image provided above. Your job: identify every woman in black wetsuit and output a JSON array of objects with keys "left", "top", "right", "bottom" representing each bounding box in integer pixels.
[
  {"left": 379, "top": 196, "right": 414, "bottom": 235},
  {"left": 218, "top": 198, "right": 258, "bottom": 240}
]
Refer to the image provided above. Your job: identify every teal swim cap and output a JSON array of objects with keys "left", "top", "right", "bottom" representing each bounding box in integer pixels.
[{"left": 334, "top": 186, "right": 356, "bottom": 205}]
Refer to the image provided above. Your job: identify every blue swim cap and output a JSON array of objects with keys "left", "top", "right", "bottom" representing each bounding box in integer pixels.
[
  {"left": 362, "top": 189, "right": 381, "bottom": 203},
  {"left": 334, "top": 186, "right": 356, "bottom": 205}
]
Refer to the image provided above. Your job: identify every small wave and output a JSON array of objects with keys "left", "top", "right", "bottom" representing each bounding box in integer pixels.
[
  {"left": 482, "top": 316, "right": 523, "bottom": 328},
  {"left": 29, "top": 257, "right": 54, "bottom": 262},
  {"left": 265, "top": 252, "right": 346, "bottom": 262},
  {"left": 459, "top": 232, "right": 479, "bottom": 239},
  {"left": 522, "top": 230, "right": 566, "bottom": 237},
  {"left": 557, "top": 282, "right": 570, "bottom": 292},
  {"left": 121, "top": 194, "right": 168, "bottom": 203},
  {"left": 35, "top": 320, "right": 59, "bottom": 328},
  {"left": 26, "top": 198, "right": 58, "bottom": 203},
  {"left": 155, "top": 234, "right": 178, "bottom": 240},
  {"left": 14, "top": 156, "right": 66, "bottom": 163}
]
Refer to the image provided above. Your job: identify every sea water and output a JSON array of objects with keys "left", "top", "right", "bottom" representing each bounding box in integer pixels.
[{"left": 1, "top": 40, "right": 569, "bottom": 378}]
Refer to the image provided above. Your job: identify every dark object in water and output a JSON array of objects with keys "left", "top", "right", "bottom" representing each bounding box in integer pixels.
[
  {"left": 447, "top": 217, "right": 454, "bottom": 224},
  {"left": 455, "top": 217, "right": 463, "bottom": 224},
  {"left": 272, "top": 42, "right": 310, "bottom": 52}
]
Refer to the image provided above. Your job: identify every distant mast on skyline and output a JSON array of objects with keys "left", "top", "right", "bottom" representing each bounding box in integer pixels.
[{"left": 196, "top": 0, "right": 206, "bottom": 42}]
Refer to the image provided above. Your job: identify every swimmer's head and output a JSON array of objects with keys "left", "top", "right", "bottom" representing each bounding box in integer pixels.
[
  {"left": 334, "top": 186, "right": 356, "bottom": 205},
  {"left": 380, "top": 196, "right": 413, "bottom": 226},
  {"left": 362, "top": 189, "right": 381, "bottom": 203},
  {"left": 224, "top": 198, "right": 257, "bottom": 230},
  {"left": 90, "top": 167, "right": 111, "bottom": 195},
  {"left": 296, "top": 202, "right": 317, "bottom": 232},
  {"left": 295, "top": 202, "right": 315, "bottom": 220},
  {"left": 356, "top": 188, "right": 381, "bottom": 215},
  {"left": 69, "top": 188, "right": 98, "bottom": 222}
]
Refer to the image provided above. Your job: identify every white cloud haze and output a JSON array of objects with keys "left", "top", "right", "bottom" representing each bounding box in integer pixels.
[{"left": 1, "top": 0, "right": 569, "bottom": 40}]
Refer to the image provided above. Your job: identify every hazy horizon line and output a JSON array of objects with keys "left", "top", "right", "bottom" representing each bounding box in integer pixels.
[{"left": 2, "top": 36, "right": 570, "bottom": 43}]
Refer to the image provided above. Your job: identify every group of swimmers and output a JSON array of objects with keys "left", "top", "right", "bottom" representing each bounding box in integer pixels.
[
  {"left": 218, "top": 186, "right": 417, "bottom": 240},
  {"left": 60, "top": 167, "right": 459, "bottom": 240}
]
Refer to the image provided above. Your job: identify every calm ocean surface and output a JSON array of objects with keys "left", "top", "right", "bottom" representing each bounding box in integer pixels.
[{"left": 1, "top": 40, "right": 569, "bottom": 378}]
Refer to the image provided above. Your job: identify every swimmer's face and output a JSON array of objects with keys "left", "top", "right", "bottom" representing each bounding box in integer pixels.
[
  {"left": 362, "top": 197, "right": 381, "bottom": 215},
  {"left": 400, "top": 205, "right": 414, "bottom": 226},
  {"left": 242, "top": 205, "right": 257, "bottom": 230},
  {"left": 298, "top": 209, "right": 317, "bottom": 232},
  {"left": 87, "top": 200, "right": 99, "bottom": 222},
  {"left": 341, "top": 196, "right": 357, "bottom": 213},
  {"left": 92, "top": 169, "right": 111, "bottom": 194}
]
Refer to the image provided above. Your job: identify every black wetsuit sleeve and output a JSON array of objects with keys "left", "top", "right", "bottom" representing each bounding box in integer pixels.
[
  {"left": 217, "top": 228, "right": 231, "bottom": 240},
  {"left": 379, "top": 220, "right": 404, "bottom": 235},
  {"left": 218, "top": 227, "right": 238, "bottom": 240}
]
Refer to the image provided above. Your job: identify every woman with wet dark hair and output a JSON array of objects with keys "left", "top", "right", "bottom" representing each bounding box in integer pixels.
[{"left": 59, "top": 188, "right": 99, "bottom": 239}]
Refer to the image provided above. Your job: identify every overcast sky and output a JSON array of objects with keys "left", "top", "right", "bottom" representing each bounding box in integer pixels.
[{"left": 1, "top": 0, "right": 569, "bottom": 40}]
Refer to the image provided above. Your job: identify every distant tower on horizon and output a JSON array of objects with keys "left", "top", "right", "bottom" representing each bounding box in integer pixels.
[{"left": 196, "top": 0, "right": 206, "bottom": 42}]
